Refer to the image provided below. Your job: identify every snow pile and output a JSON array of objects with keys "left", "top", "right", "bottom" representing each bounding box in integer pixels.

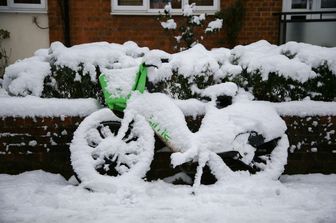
[
  {"left": 161, "top": 19, "right": 177, "bottom": 30},
  {"left": 0, "top": 96, "right": 100, "bottom": 117},
  {"left": 191, "top": 13, "right": 206, "bottom": 25},
  {"left": 147, "top": 44, "right": 220, "bottom": 83},
  {"left": 205, "top": 19, "right": 223, "bottom": 33},
  {"left": 272, "top": 100, "right": 336, "bottom": 117},
  {"left": 201, "top": 82, "right": 238, "bottom": 99},
  {"left": 3, "top": 49, "right": 51, "bottom": 96},
  {"left": 3, "top": 40, "right": 336, "bottom": 98},
  {"left": 183, "top": 3, "right": 196, "bottom": 16},
  {"left": 148, "top": 40, "right": 335, "bottom": 86},
  {"left": 49, "top": 41, "right": 146, "bottom": 82},
  {"left": 163, "top": 2, "right": 172, "bottom": 14},
  {"left": 1, "top": 170, "right": 335, "bottom": 223},
  {"left": 231, "top": 40, "right": 318, "bottom": 82},
  {"left": 3, "top": 41, "right": 148, "bottom": 97},
  {"left": 281, "top": 41, "right": 336, "bottom": 74}
]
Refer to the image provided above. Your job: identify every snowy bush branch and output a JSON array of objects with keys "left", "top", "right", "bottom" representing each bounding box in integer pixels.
[{"left": 158, "top": 3, "right": 223, "bottom": 51}]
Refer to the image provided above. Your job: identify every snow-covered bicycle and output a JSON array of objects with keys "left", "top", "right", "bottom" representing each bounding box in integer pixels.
[{"left": 70, "top": 61, "right": 289, "bottom": 192}]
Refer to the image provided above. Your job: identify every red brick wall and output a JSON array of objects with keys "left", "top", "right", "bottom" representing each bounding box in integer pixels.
[
  {"left": 48, "top": 0, "right": 282, "bottom": 52},
  {"left": 1, "top": 115, "right": 336, "bottom": 178},
  {"left": 237, "top": 0, "right": 281, "bottom": 45}
]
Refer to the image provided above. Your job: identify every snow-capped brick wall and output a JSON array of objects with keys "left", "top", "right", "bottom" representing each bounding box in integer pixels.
[
  {"left": 0, "top": 116, "right": 82, "bottom": 177},
  {"left": 0, "top": 115, "right": 335, "bottom": 177},
  {"left": 284, "top": 116, "right": 336, "bottom": 174}
]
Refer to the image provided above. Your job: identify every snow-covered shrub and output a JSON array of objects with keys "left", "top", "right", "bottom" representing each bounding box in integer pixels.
[
  {"left": 42, "top": 63, "right": 99, "bottom": 98},
  {"left": 158, "top": 3, "right": 223, "bottom": 51},
  {"left": 4, "top": 41, "right": 148, "bottom": 98},
  {"left": 3, "top": 40, "right": 336, "bottom": 102},
  {"left": 149, "top": 41, "right": 336, "bottom": 102},
  {"left": 3, "top": 49, "right": 51, "bottom": 96}
]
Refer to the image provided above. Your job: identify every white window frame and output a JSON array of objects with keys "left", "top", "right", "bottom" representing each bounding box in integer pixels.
[
  {"left": 317, "top": 0, "right": 336, "bottom": 11},
  {"left": 282, "top": 0, "right": 336, "bottom": 19},
  {"left": 0, "top": 0, "right": 47, "bottom": 13},
  {"left": 111, "top": 0, "right": 220, "bottom": 15},
  {"left": 282, "top": 0, "right": 313, "bottom": 19},
  {"left": 315, "top": 0, "right": 336, "bottom": 18}
]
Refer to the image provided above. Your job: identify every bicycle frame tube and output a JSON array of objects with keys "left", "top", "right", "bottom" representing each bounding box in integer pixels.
[{"left": 132, "top": 63, "right": 147, "bottom": 93}]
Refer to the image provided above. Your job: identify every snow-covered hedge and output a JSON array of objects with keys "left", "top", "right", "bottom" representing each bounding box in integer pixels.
[{"left": 3, "top": 40, "right": 336, "bottom": 102}]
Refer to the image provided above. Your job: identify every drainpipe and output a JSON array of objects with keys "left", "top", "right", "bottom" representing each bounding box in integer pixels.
[{"left": 59, "top": 0, "right": 70, "bottom": 47}]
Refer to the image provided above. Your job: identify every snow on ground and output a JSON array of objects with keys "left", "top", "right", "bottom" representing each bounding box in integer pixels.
[{"left": 0, "top": 170, "right": 335, "bottom": 223}]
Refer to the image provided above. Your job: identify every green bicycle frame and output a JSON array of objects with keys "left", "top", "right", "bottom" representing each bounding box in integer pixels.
[{"left": 99, "top": 63, "right": 148, "bottom": 112}]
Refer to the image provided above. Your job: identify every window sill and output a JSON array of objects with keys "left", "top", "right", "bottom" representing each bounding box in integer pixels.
[
  {"left": 110, "top": 10, "right": 216, "bottom": 16},
  {"left": 0, "top": 9, "right": 47, "bottom": 14}
]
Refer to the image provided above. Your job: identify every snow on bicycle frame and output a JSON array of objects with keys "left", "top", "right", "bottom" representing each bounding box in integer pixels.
[
  {"left": 100, "top": 62, "right": 288, "bottom": 177},
  {"left": 70, "top": 61, "right": 289, "bottom": 192}
]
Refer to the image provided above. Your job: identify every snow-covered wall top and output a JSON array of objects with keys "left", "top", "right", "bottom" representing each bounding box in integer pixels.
[
  {"left": 0, "top": 97, "right": 100, "bottom": 117},
  {"left": 0, "top": 96, "right": 335, "bottom": 117},
  {"left": 2, "top": 40, "right": 336, "bottom": 97}
]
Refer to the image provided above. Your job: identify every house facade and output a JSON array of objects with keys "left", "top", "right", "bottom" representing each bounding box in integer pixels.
[
  {"left": 47, "top": 0, "right": 282, "bottom": 51},
  {"left": 0, "top": 0, "right": 335, "bottom": 63}
]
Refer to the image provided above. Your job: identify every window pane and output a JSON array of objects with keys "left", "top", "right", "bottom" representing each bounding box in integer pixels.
[
  {"left": 291, "top": 0, "right": 307, "bottom": 9},
  {"left": 150, "top": 0, "right": 181, "bottom": 9},
  {"left": 13, "top": 0, "right": 41, "bottom": 3},
  {"left": 321, "top": 0, "right": 336, "bottom": 8},
  {"left": 118, "top": 0, "right": 142, "bottom": 5},
  {"left": 0, "top": 0, "right": 7, "bottom": 6},
  {"left": 189, "top": 0, "right": 213, "bottom": 6}
]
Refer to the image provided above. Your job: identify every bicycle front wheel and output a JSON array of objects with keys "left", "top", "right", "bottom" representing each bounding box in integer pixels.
[{"left": 70, "top": 108, "right": 155, "bottom": 192}]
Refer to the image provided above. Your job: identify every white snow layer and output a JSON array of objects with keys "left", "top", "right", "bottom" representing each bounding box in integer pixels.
[
  {"left": 205, "top": 19, "right": 223, "bottom": 32},
  {"left": 3, "top": 49, "right": 51, "bottom": 97},
  {"left": 272, "top": 100, "right": 336, "bottom": 117},
  {"left": 0, "top": 96, "right": 100, "bottom": 117},
  {"left": 161, "top": 19, "right": 177, "bottom": 30},
  {"left": 4, "top": 41, "right": 147, "bottom": 97},
  {"left": 0, "top": 170, "right": 335, "bottom": 223},
  {"left": 3, "top": 40, "right": 336, "bottom": 97},
  {"left": 0, "top": 96, "right": 336, "bottom": 118}
]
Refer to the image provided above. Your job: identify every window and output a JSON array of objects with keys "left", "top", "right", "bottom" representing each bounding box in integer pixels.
[
  {"left": 291, "top": 0, "right": 309, "bottom": 9},
  {"left": 283, "top": 0, "right": 336, "bottom": 19},
  {"left": 0, "top": 0, "right": 7, "bottom": 6},
  {"left": 111, "top": 0, "right": 219, "bottom": 14},
  {"left": 321, "top": 0, "right": 336, "bottom": 9},
  {"left": 0, "top": 0, "right": 47, "bottom": 12}
]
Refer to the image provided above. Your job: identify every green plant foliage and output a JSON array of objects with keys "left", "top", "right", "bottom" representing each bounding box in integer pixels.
[
  {"left": 306, "top": 64, "right": 336, "bottom": 101},
  {"left": 148, "top": 71, "right": 194, "bottom": 99},
  {"left": 42, "top": 63, "right": 99, "bottom": 98},
  {"left": 148, "top": 65, "right": 335, "bottom": 102},
  {"left": 41, "top": 57, "right": 335, "bottom": 102},
  {"left": 215, "top": 0, "right": 245, "bottom": 47}
]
